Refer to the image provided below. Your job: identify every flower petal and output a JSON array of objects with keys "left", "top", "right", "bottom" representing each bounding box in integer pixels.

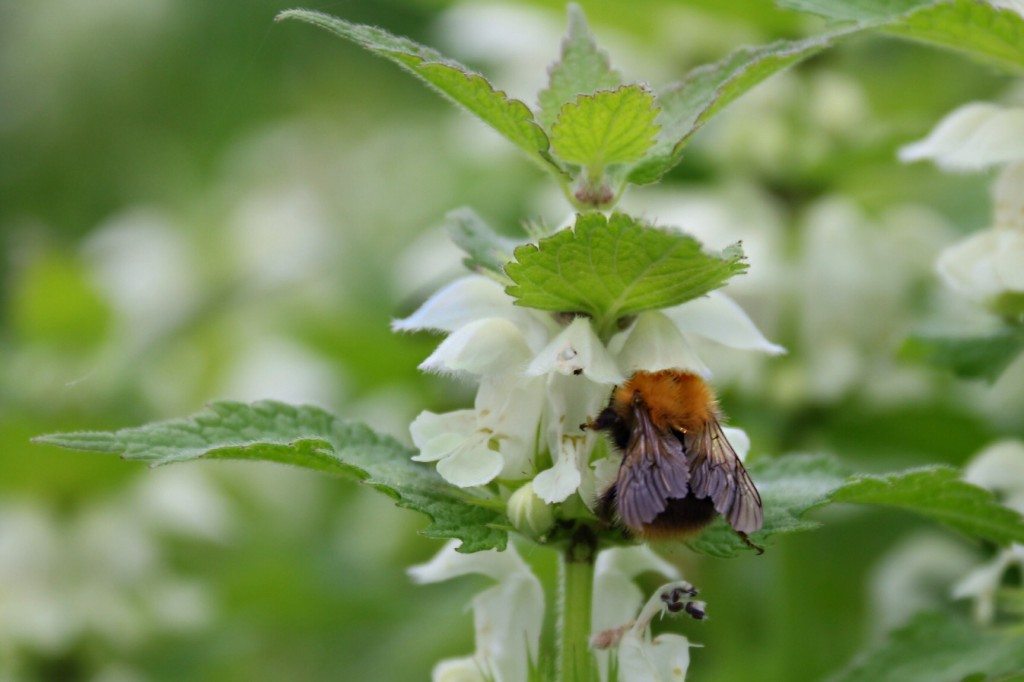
[
  {"left": 647, "top": 634, "right": 693, "bottom": 681},
  {"left": 615, "top": 312, "right": 710, "bottom": 377},
  {"left": 993, "top": 161, "right": 1024, "bottom": 231},
  {"left": 899, "top": 102, "right": 1024, "bottom": 171},
  {"left": 393, "top": 276, "right": 514, "bottom": 333},
  {"left": 964, "top": 440, "right": 1024, "bottom": 515},
  {"left": 593, "top": 547, "right": 680, "bottom": 633},
  {"left": 476, "top": 375, "right": 546, "bottom": 480},
  {"left": 617, "top": 631, "right": 693, "bottom": 682},
  {"left": 431, "top": 657, "right": 487, "bottom": 682},
  {"left": 721, "top": 426, "right": 750, "bottom": 462},
  {"left": 410, "top": 410, "right": 478, "bottom": 462},
  {"left": 936, "top": 229, "right": 1005, "bottom": 302},
  {"left": 393, "top": 275, "right": 554, "bottom": 351},
  {"left": 532, "top": 437, "right": 586, "bottom": 503},
  {"left": 527, "top": 317, "right": 623, "bottom": 384},
  {"left": 436, "top": 438, "right": 504, "bottom": 488},
  {"left": 420, "top": 318, "right": 533, "bottom": 376},
  {"left": 408, "top": 539, "right": 531, "bottom": 584},
  {"left": 472, "top": 574, "right": 544, "bottom": 682},
  {"left": 664, "top": 291, "right": 785, "bottom": 355}
]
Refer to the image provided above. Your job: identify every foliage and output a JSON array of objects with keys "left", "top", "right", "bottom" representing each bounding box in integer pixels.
[{"left": 37, "top": 402, "right": 509, "bottom": 552}]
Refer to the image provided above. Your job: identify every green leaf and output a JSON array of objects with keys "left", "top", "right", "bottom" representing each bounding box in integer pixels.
[
  {"left": 550, "top": 86, "right": 660, "bottom": 169},
  {"left": 688, "top": 455, "right": 1024, "bottom": 558},
  {"left": 902, "top": 329, "right": 1024, "bottom": 382},
  {"left": 629, "top": 32, "right": 844, "bottom": 184},
  {"left": 833, "top": 611, "right": 1024, "bottom": 682},
  {"left": 504, "top": 212, "right": 746, "bottom": 333},
  {"left": 686, "top": 454, "right": 849, "bottom": 558},
  {"left": 778, "top": 0, "right": 1024, "bottom": 74},
  {"left": 445, "top": 207, "right": 520, "bottom": 277},
  {"left": 276, "top": 9, "right": 559, "bottom": 175},
  {"left": 35, "top": 401, "right": 509, "bottom": 553},
  {"left": 537, "top": 3, "right": 622, "bottom": 131},
  {"left": 829, "top": 466, "right": 1024, "bottom": 547}
]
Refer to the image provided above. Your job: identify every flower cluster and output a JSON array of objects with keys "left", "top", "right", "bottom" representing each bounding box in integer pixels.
[{"left": 395, "top": 274, "right": 779, "bottom": 516}]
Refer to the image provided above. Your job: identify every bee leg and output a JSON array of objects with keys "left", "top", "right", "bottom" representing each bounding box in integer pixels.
[{"left": 736, "top": 531, "right": 765, "bottom": 555}]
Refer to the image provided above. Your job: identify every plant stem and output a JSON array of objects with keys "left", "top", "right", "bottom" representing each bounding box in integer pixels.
[{"left": 559, "top": 525, "right": 597, "bottom": 682}]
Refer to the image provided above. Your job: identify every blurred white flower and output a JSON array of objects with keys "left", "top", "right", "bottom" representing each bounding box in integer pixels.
[
  {"left": 218, "top": 336, "right": 344, "bottom": 408},
  {"left": 0, "top": 484, "right": 216, "bottom": 666},
  {"left": 902, "top": 104, "right": 1024, "bottom": 316},
  {"left": 899, "top": 103, "right": 1024, "bottom": 171},
  {"left": 226, "top": 185, "right": 335, "bottom": 288},
  {"left": 409, "top": 540, "right": 543, "bottom": 682},
  {"left": 964, "top": 440, "right": 1024, "bottom": 515},
  {"left": 953, "top": 440, "right": 1024, "bottom": 623},
  {"left": 953, "top": 544, "right": 1024, "bottom": 624},
  {"left": 397, "top": 275, "right": 780, "bottom": 497},
  {"left": 935, "top": 209, "right": 1024, "bottom": 308},
  {"left": 869, "top": 533, "right": 977, "bottom": 635},
  {"left": 83, "top": 207, "right": 199, "bottom": 345}
]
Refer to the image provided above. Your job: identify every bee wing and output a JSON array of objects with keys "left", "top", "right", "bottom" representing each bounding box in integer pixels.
[
  {"left": 686, "top": 418, "right": 763, "bottom": 534},
  {"left": 615, "top": 404, "right": 690, "bottom": 530}
]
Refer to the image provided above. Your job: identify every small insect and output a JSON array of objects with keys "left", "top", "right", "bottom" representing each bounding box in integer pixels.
[{"left": 584, "top": 369, "right": 764, "bottom": 552}]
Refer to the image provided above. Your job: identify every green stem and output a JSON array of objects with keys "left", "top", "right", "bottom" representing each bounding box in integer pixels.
[{"left": 559, "top": 526, "right": 597, "bottom": 682}]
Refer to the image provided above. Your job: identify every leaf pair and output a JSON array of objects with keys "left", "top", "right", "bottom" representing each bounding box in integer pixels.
[{"left": 276, "top": 7, "right": 832, "bottom": 207}]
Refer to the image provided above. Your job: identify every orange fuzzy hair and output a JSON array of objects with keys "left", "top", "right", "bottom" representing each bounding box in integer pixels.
[{"left": 612, "top": 370, "right": 717, "bottom": 433}]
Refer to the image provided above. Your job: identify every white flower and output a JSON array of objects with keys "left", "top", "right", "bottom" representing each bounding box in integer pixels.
[
  {"left": 953, "top": 544, "right": 1024, "bottom": 624},
  {"left": 901, "top": 103, "right": 1024, "bottom": 312},
  {"left": 936, "top": 225, "right": 1024, "bottom": 305},
  {"left": 591, "top": 547, "right": 681, "bottom": 682},
  {"left": 591, "top": 573, "right": 702, "bottom": 682},
  {"left": 410, "top": 374, "right": 545, "bottom": 487},
  {"left": 409, "top": 540, "right": 544, "bottom": 682},
  {"left": 964, "top": 440, "right": 1024, "bottom": 515},
  {"left": 397, "top": 275, "right": 782, "bottom": 495},
  {"left": 952, "top": 441, "right": 1024, "bottom": 623},
  {"left": 899, "top": 103, "right": 1024, "bottom": 171}
]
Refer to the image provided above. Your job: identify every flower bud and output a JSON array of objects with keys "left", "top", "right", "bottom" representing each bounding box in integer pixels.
[{"left": 506, "top": 482, "right": 554, "bottom": 539}]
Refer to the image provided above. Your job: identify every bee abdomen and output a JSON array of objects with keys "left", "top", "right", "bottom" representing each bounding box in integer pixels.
[{"left": 639, "top": 495, "right": 717, "bottom": 540}]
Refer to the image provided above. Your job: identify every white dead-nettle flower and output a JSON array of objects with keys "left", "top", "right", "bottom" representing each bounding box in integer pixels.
[
  {"left": 397, "top": 275, "right": 782, "bottom": 499},
  {"left": 591, "top": 572, "right": 703, "bottom": 682},
  {"left": 900, "top": 104, "right": 1024, "bottom": 313},
  {"left": 953, "top": 441, "right": 1024, "bottom": 623},
  {"left": 408, "top": 540, "right": 544, "bottom": 682},
  {"left": 591, "top": 547, "right": 683, "bottom": 681}
]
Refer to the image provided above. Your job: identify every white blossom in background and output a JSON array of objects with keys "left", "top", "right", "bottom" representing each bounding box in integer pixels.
[
  {"left": 83, "top": 207, "right": 200, "bottom": 346},
  {"left": 868, "top": 533, "right": 977, "bottom": 636},
  {"left": 0, "top": 471, "right": 223, "bottom": 675},
  {"left": 953, "top": 440, "right": 1024, "bottom": 623},
  {"left": 408, "top": 541, "right": 544, "bottom": 682},
  {"left": 396, "top": 275, "right": 780, "bottom": 505},
  {"left": 900, "top": 102, "right": 1024, "bottom": 317}
]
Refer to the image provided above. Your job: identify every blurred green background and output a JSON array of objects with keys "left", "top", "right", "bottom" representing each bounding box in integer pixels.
[{"left": 3, "top": 0, "right": 1023, "bottom": 680}]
